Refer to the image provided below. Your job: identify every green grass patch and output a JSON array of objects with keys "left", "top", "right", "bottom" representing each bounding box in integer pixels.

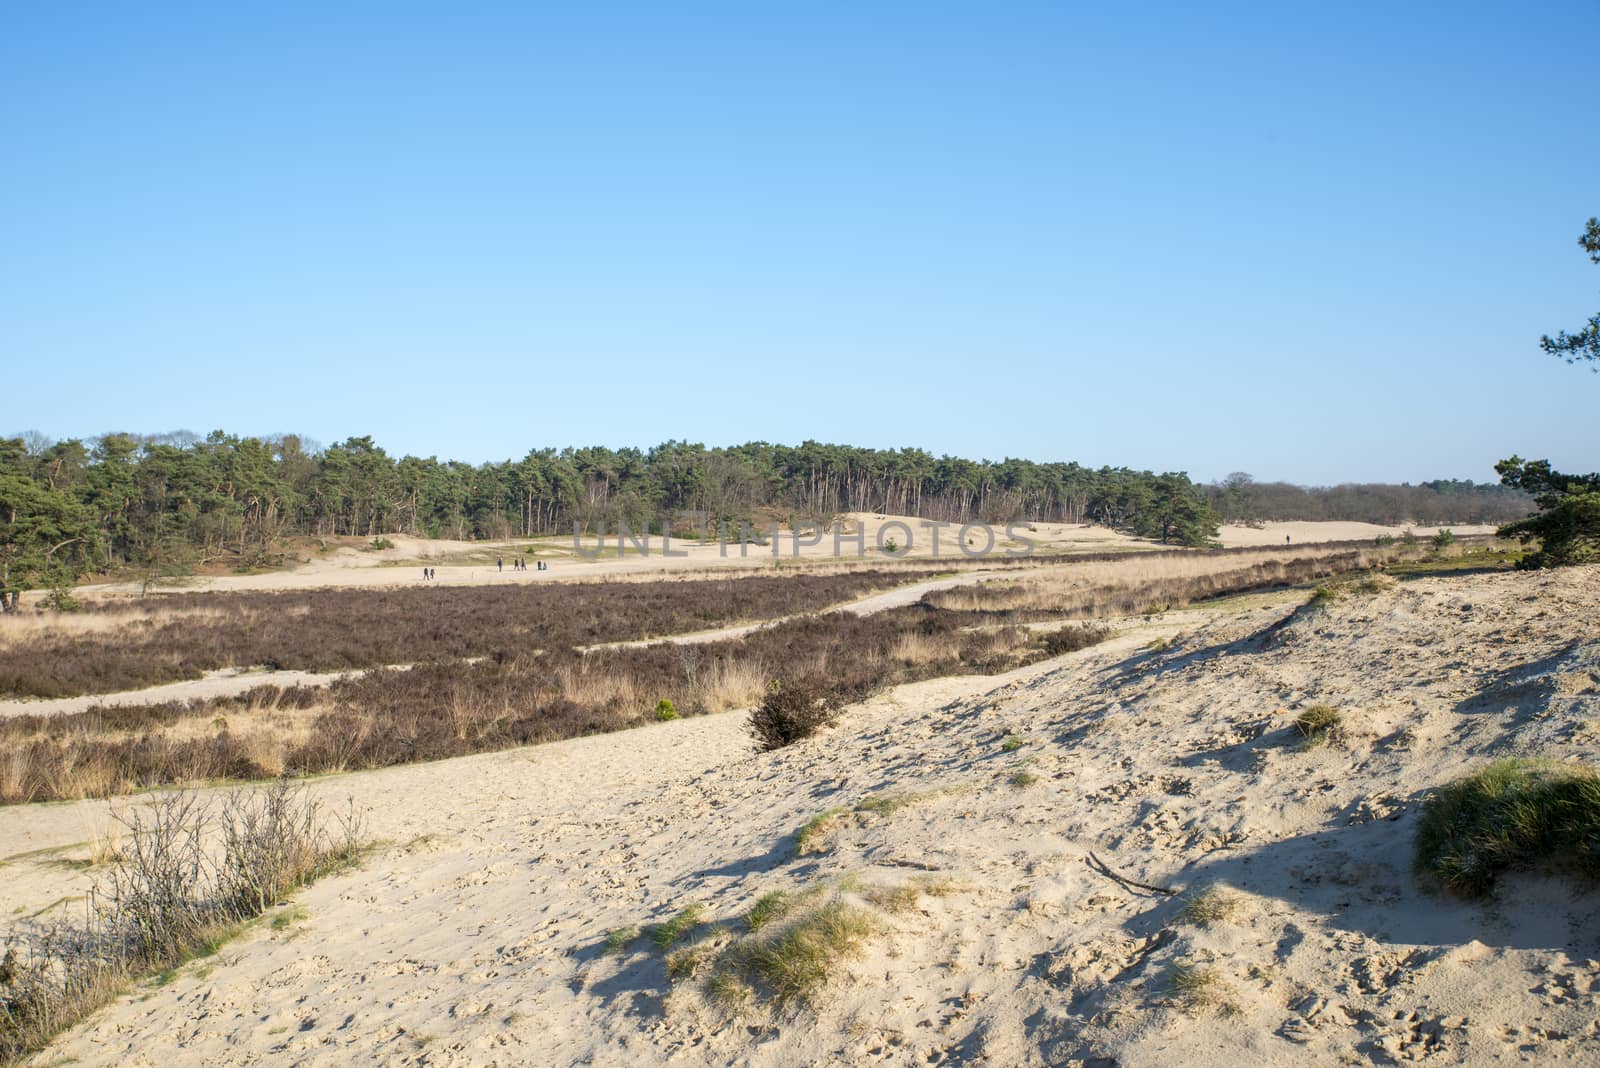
[
  {"left": 1008, "top": 770, "right": 1039, "bottom": 788},
  {"left": 1415, "top": 758, "right": 1600, "bottom": 897},
  {"left": 649, "top": 903, "right": 704, "bottom": 950},
  {"left": 1000, "top": 735, "right": 1025, "bottom": 753},
  {"left": 745, "top": 891, "right": 796, "bottom": 933},
  {"left": 603, "top": 925, "right": 639, "bottom": 954},
  {"left": 742, "top": 900, "right": 876, "bottom": 1004},
  {"left": 795, "top": 807, "right": 848, "bottom": 855},
  {"left": 1385, "top": 546, "right": 1525, "bottom": 577}
]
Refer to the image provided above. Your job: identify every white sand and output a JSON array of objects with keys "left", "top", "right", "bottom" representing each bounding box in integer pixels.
[{"left": 3, "top": 565, "right": 1597, "bottom": 1065}]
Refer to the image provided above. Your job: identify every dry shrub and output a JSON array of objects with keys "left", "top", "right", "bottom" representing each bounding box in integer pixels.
[
  {"left": 750, "top": 680, "right": 837, "bottom": 751},
  {"left": 0, "top": 781, "right": 362, "bottom": 1063},
  {"left": 1040, "top": 622, "right": 1113, "bottom": 656}
]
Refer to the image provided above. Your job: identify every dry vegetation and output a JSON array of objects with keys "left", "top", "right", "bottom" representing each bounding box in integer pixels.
[
  {"left": 924, "top": 544, "right": 1409, "bottom": 616},
  {"left": 0, "top": 781, "right": 362, "bottom": 1064},
  {"left": 1, "top": 543, "right": 1397, "bottom": 804},
  {"left": 0, "top": 570, "right": 947, "bottom": 698}
]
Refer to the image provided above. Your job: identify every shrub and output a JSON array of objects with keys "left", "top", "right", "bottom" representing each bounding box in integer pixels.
[
  {"left": 1431, "top": 528, "right": 1455, "bottom": 550},
  {"left": 1375, "top": 534, "right": 1395, "bottom": 547},
  {"left": 1415, "top": 758, "right": 1600, "bottom": 897},
  {"left": 1040, "top": 622, "right": 1113, "bottom": 657},
  {"left": 749, "top": 679, "right": 837, "bottom": 751},
  {"left": 654, "top": 699, "right": 679, "bottom": 722},
  {"left": 366, "top": 537, "right": 396, "bottom": 551}
]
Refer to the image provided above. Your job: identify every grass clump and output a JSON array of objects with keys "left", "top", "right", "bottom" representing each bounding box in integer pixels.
[
  {"left": 704, "top": 971, "right": 752, "bottom": 1008},
  {"left": 1293, "top": 704, "right": 1342, "bottom": 747},
  {"left": 742, "top": 900, "right": 876, "bottom": 1004},
  {"left": 795, "top": 808, "right": 847, "bottom": 855},
  {"left": 649, "top": 903, "right": 704, "bottom": 950},
  {"left": 1168, "top": 963, "right": 1234, "bottom": 1015},
  {"left": 653, "top": 698, "right": 679, "bottom": 722},
  {"left": 0, "top": 782, "right": 362, "bottom": 1064},
  {"left": 1415, "top": 758, "right": 1600, "bottom": 897},
  {"left": 603, "top": 925, "right": 638, "bottom": 954},
  {"left": 665, "top": 945, "right": 707, "bottom": 980},
  {"left": 745, "top": 891, "right": 796, "bottom": 933},
  {"left": 1000, "top": 735, "right": 1025, "bottom": 753},
  {"left": 1177, "top": 885, "right": 1239, "bottom": 927},
  {"left": 1008, "top": 770, "right": 1039, "bottom": 788}
]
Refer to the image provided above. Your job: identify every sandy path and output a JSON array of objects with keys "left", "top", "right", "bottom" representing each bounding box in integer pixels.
[{"left": 6, "top": 569, "right": 1593, "bottom": 1065}]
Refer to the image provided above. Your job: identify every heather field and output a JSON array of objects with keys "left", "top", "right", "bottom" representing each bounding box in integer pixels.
[{"left": 0, "top": 542, "right": 1428, "bottom": 804}]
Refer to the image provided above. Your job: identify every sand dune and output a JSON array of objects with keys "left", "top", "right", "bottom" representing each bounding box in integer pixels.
[{"left": 4, "top": 565, "right": 1596, "bottom": 1065}]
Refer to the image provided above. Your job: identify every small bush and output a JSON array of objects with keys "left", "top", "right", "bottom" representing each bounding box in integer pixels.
[
  {"left": 1000, "top": 735, "right": 1024, "bottom": 753},
  {"left": 654, "top": 699, "right": 679, "bottom": 722},
  {"left": 1293, "top": 705, "right": 1341, "bottom": 746},
  {"left": 1040, "top": 622, "right": 1113, "bottom": 657},
  {"left": 366, "top": 537, "right": 396, "bottom": 551},
  {"left": 1008, "top": 770, "right": 1039, "bottom": 788},
  {"left": 1415, "top": 758, "right": 1600, "bottom": 897},
  {"left": 749, "top": 679, "right": 837, "bottom": 751},
  {"left": 1375, "top": 534, "right": 1395, "bottom": 547},
  {"left": 1432, "top": 528, "right": 1456, "bottom": 550}
]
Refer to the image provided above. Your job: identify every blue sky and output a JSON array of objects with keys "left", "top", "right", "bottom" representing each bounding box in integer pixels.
[{"left": 2, "top": 2, "right": 1596, "bottom": 484}]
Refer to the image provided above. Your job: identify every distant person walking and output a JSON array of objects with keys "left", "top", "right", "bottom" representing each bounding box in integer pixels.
[
  {"left": 497, "top": 558, "right": 503, "bottom": 572},
  {"left": 1285, "top": 535, "right": 1291, "bottom": 545}
]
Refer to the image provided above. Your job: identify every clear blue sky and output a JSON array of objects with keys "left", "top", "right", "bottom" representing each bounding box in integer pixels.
[{"left": 3, "top": 2, "right": 1596, "bottom": 485}]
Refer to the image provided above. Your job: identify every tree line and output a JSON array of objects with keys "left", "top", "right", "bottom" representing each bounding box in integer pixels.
[
  {"left": 0, "top": 429, "right": 1531, "bottom": 606},
  {"left": 1203, "top": 472, "right": 1530, "bottom": 528}
]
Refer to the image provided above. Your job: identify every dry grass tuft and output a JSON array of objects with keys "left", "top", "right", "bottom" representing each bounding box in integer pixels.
[
  {"left": 1178, "top": 885, "right": 1240, "bottom": 926},
  {"left": 1293, "top": 705, "right": 1342, "bottom": 747}
]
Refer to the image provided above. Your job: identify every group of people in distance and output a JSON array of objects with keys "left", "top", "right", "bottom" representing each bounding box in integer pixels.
[{"left": 421, "top": 557, "right": 548, "bottom": 582}]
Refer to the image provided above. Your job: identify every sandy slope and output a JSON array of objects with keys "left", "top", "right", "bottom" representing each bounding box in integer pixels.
[{"left": 4, "top": 566, "right": 1596, "bottom": 1066}]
